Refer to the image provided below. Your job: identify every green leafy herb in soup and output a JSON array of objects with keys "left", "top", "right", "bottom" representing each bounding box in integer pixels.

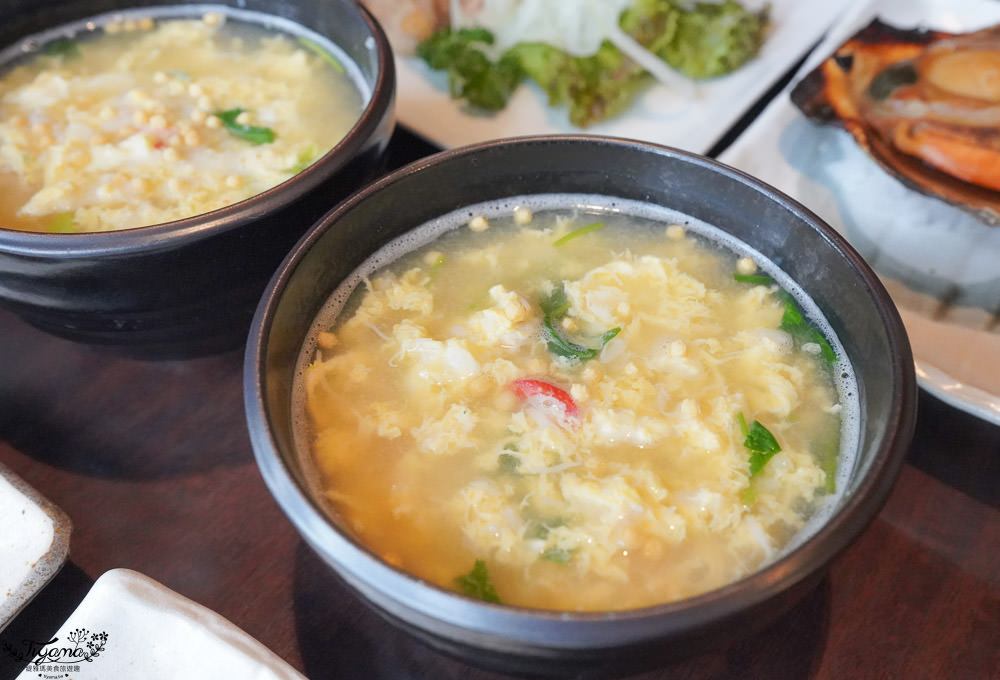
[
  {"left": 0, "top": 12, "right": 363, "bottom": 233},
  {"left": 303, "top": 204, "right": 853, "bottom": 611}
]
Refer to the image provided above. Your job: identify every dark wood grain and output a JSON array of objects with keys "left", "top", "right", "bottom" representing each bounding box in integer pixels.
[{"left": 1, "top": 129, "right": 998, "bottom": 680}]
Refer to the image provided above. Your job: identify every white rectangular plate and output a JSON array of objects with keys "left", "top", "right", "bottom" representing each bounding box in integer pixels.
[
  {"left": 13, "top": 568, "right": 306, "bottom": 679},
  {"left": 394, "top": 0, "right": 855, "bottom": 153},
  {"left": 719, "top": 0, "right": 1000, "bottom": 425},
  {"left": 0, "top": 462, "right": 71, "bottom": 632}
]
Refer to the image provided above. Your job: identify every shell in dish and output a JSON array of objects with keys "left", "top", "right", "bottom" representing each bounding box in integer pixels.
[{"left": 791, "top": 19, "right": 1000, "bottom": 224}]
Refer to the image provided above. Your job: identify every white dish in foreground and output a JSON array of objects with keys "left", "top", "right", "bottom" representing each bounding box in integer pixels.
[
  {"left": 720, "top": 0, "right": 1000, "bottom": 425},
  {"left": 13, "top": 569, "right": 306, "bottom": 679},
  {"left": 0, "top": 462, "right": 71, "bottom": 632},
  {"left": 394, "top": 0, "right": 854, "bottom": 153}
]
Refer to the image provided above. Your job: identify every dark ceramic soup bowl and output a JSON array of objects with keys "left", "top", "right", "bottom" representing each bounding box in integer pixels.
[
  {"left": 0, "top": 0, "right": 394, "bottom": 358},
  {"left": 245, "top": 136, "right": 917, "bottom": 677}
]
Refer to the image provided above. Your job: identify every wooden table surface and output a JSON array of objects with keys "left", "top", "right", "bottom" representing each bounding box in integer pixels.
[{"left": 1, "top": 129, "right": 998, "bottom": 680}]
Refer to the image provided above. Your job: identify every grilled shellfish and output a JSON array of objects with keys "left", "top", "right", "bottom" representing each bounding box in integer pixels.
[{"left": 792, "top": 20, "right": 1000, "bottom": 224}]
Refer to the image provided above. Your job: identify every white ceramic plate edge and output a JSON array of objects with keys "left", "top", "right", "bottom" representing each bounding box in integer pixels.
[
  {"left": 0, "top": 462, "right": 72, "bottom": 633},
  {"left": 14, "top": 568, "right": 307, "bottom": 679}
]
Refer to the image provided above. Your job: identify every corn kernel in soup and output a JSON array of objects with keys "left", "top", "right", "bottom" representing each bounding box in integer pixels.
[
  {"left": 0, "top": 12, "right": 363, "bottom": 232},
  {"left": 301, "top": 202, "right": 855, "bottom": 611}
]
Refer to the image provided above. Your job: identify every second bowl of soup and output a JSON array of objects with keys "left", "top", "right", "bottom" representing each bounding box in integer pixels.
[
  {"left": 245, "top": 136, "right": 917, "bottom": 676},
  {"left": 0, "top": 0, "right": 395, "bottom": 356}
]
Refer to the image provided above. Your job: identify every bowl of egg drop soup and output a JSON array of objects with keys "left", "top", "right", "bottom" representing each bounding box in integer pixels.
[
  {"left": 0, "top": 0, "right": 394, "bottom": 357},
  {"left": 245, "top": 135, "right": 918, "bottom": 677}
]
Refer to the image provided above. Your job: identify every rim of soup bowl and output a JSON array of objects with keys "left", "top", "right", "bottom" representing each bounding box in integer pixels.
[
  {"left": 0, "top": 1, "right": 395, "bottom": 257},
  {"left": 244, "top": 135, "right": 918, "bottom": 653}
]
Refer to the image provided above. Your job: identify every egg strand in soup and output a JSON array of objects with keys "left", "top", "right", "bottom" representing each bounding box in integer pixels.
[
  {"left": 302, "top": 202, "right": 854, "bottom": 611},
  {"left": 0, "top": 10, "right": 363, "bottom": 232}
]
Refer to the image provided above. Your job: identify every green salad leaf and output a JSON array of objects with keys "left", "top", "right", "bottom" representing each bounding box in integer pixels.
[
  {"left": 416, "top": 27, "right": 524, "bottom": 111},
  {"left": 415, "top": 0, "right": 769, "bottom": 127},
  {"left": 510, "top": 40, "right": 647, "bottom": 127},
  {"left": 455, "top": 559, "right": 501, "bottom": 603},
  {"left": 622, "top": 0, "right": 770, "bottom": 79}
]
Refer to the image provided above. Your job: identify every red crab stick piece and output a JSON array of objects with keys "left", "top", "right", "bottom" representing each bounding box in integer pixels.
[{"left": 510, "top": 378, "right": 580, "bottom": 423}]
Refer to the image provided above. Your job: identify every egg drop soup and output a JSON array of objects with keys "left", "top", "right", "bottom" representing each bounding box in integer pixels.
[
  {"left": 300, "top": 197, "right": 857, "bottom": 611},
  {"left": 0, "top": 9, "right": 364, "bottom": 232}
]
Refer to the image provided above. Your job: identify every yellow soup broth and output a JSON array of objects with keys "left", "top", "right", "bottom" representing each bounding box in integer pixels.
[
  {"left": 0, "top": 11, "right": 364, "bottom": 232},
  {"left": 302, "top": 202, "right": 852, "bottom": 611}
]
